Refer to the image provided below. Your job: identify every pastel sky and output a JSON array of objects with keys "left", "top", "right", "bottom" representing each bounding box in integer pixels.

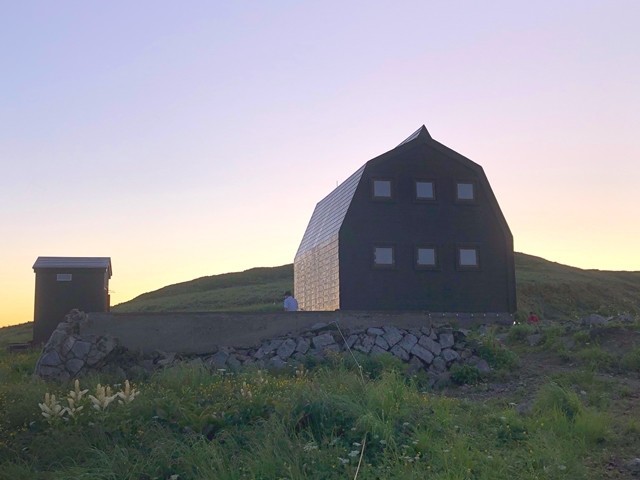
[{"left": 1, "top": 1, "right": 639, "bottom": 328}]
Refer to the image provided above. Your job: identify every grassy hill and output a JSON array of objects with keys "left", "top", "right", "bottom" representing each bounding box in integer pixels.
[
  {"left": 113, "top": 253, "right": 640, "bottom": 320},
  {"left": 113, "top": 264, "right": 293, "bottom": 314}
]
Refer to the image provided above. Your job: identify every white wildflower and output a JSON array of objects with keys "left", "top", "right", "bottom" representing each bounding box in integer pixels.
[
  {"left": 303, "top": 442, "right": 318, "bottom": 452},
  {"left": 117, "top": 380, "right": 140, "bottom": 404},
  {"left": 338, "top": 457, "right": 349, "bottom": 465},
  {"left": 65, "top": 397, "right": 84, "bottom": 418},
  {"left": 39, "top": 393, "right": 67, "bottom": 423},
  {"left": 348, "top": 450, "right": 360, "bottom": 458},
  {"left": 68, "top": 379, "right": 89, "bottom": 403},
  {"left": 89, "top": 384, "right": 117, "bottom": 411},
  {"left": 240, "top": 381, "right": 252, "bottom": 399}
]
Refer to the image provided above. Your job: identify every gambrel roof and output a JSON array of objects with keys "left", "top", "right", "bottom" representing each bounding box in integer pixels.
[{"left": 295, "top": 125, "right": 512, "bottom": 262}]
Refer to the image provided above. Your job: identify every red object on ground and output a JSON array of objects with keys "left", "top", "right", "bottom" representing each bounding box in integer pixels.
[{"left": 527, "top": 313, "right": 540, "bottom": 324}]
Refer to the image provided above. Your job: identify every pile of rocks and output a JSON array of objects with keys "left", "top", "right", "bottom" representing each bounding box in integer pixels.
[
  {"left": 206, "top": 322, "right": 491, "bottom": 379},
  {"left": 35, "top": 313, "right": 491, "bottom": 384},
  {"left": 35, "top": 310, "right": 119, "bottom": 382},
  {"left": 580, "top": 313, "right": 636, "bottom": 327}
]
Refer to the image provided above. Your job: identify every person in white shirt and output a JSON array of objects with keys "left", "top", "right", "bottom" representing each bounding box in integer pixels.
[{"left": 283, "top": 291, "right": 299, "bottom": 311}]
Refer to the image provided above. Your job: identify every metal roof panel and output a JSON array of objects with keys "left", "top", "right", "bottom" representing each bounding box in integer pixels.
[
  {"left": 33, "top": 257, "right": 112, "bottom": 275},
  {"left": 295, "top": 165, "right": 365, "bottom": 259}
]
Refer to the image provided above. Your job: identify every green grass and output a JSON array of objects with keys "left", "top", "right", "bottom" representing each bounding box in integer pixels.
[
  {"left": 0, "top": 323, "right": 32, "bottom": 348},
  {"left": 0, "top": 359, "right": 620, "bottom": 479},
  {"left": 1, "top": 321, "right": 639, "bottom": 479},
  {"left": 113, "top": 265, "right": 292, "bottom": 313},
  {"left": 515, "top": 252, "right": 640, "bottom": 320},
  {"left": 112, "top": 254, "right": 640, "bottom": 320}
]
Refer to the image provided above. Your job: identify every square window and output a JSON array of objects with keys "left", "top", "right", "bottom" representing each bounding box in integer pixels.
[
  {"left": 374, "top": 246, "right": 394, "bottom": 266},
  {"left": 458, "top": 248, "right": 479, "bottom": 267},
  {"left": 416, "top": 247, "right": 437, "bottom": 267},
  {"left": 372, "top": 179, "right": 392, "bottom": 198},
  {"left": 416, "top": 181, "right": 435, "bottom": 200},
  {"left": 456, "top": 182, "right": 475, "bottom": 201}
]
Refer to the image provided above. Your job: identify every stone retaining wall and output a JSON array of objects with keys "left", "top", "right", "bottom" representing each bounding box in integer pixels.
[
  {"left": 35, "top": 310, "right": 492, "bottom": 386},
  {"left": 82, "top": 310, "right": 512, "bottom": 354}
]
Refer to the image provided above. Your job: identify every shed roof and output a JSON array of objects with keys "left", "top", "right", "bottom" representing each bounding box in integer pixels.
[{"left": 33, "top": 257, "right": 112, "bottom": 276}]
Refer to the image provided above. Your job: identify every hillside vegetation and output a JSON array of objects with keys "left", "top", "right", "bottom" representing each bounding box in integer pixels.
[
  {"left": 114, "top": 253, "right": 640, "bottom": 320},
  {"left": 3, "top": 254, "right": 640, "bottom": 478},
  {"left": 114, "top": 264, "right": 293, "bottom": 314},
  {"left": 1, "top": 316, "right": 639, "bottom": 478}
]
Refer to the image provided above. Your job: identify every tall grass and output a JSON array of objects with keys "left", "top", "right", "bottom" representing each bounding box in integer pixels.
[
  {"left": 0, "top": 355, "right": 624, "bottom": 480},
  {"left": 2, "top": 318, "right": 638, "bottom": 479}
]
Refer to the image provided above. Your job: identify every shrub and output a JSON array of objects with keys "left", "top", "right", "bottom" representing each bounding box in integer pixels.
[
  {"left": 450, "top": 364, "right": 482, "bottom": 385},
  {"left": 476, "top": 338, "right": 518, "bottom": 371},
  {"left": 507, "top": 324, "right": 534, "bottom": 343},
  {"left": 576, "top": 346, "right": 614, "bottom": 371},
  {"left": 620, "top": 347, "right": 640, "bottom": 372},
  {"left": 534, "top": 383, "right": 583, "bottom": 421},
  {"left": 572, "top": 330, "right": 591, "bottom": 345}
]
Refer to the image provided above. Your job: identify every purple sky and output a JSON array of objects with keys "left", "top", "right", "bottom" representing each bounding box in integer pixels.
[{"left": 1, "top": 1, "right": 639, "bottom": 327}]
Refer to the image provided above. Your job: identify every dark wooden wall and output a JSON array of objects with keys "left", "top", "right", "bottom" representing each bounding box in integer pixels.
[
  {"left": 33, "top": 269, "right": 110, "bottom": 344},
  {"left": 339, "top": 142, "right": 516, "bottom": 312}
]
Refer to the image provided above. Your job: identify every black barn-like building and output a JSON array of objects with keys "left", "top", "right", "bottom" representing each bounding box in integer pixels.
[
  {"left": 294, "top": 126, "right": 516, "bottom": 313},
  {"left": 33, "top": 257, "right": 112, "bottom": 344}
]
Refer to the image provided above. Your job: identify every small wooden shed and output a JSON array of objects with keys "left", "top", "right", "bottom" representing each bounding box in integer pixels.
[{"left": 33, "top": 257, "right": 112, "bottom": 344}]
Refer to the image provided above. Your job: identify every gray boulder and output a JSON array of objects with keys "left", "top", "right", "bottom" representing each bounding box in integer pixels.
[
  {"left": 276, "top": 339, "right": 297, "bottom": 360},
  {"left": 382, "top": 327, "right": 403, "bottom": 347},
  {"left": 441, "top": 348, "right": 460, "bottom": 363},
  {"left": 581, "top": 314, "right": 608, "bottom": 327},
  {"left": 207, "top": 351, "right": 229, "bottom": 369},
  {"left": 375, "top": 335, "right": 390, "bottom": 350},
  {"left": 431, "top": 356, "right": 447, "bottom": 373},
  {"left": 312, "top": 333, "right": 337, "bottom": 350},
  {"left": 411, "top": 344, "right": 434, "bottom": 364},
  {"left": 295, "top": 338, "right": 310, "bottom": 354},
  {"left": 390, "top": 345, "right": 410, "bottom": 361},
  {"left": 354, "top": 335, "right": 374, "bottom": 354},
  {"left": 367, "top": 327, "right": 385, "bottom": 336},
  {"left": 398, "top": 333, "right": 418, "bottom": 352},
  {"left": 345, "top": 334, "right": 359, "bottom": 349},
  {"left": 625, "top": 458, "right": 640, "bottom": 476},
  {"left": 226, "top": 355, "right": 242, "bottom": 370},
  {"left": 370, "top": 345, "right": 388, "bottom": 356},
  {"left": 418, "top": 336, "right": 441, "bottom": 356},
  {"left": 70, "top": 340, "right": 92, "bottom": 359},
  {"left": 65, "top": 358, "right": 85, "bottom": 376},
  {"left": 269, "top": 356, "right": 288, "bottom": 369},
  {"left": 438, "top": 333, "right": 455, "bottom": 349}
]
